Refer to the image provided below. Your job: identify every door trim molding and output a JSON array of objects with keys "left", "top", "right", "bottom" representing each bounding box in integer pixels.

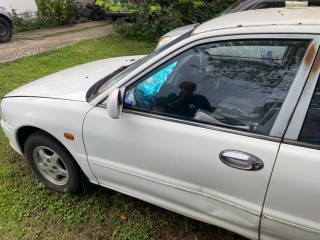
[{"left": 263, "top": 215, "right": 320, "bottom": 234}]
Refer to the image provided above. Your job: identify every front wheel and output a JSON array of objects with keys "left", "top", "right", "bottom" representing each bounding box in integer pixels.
[
  {"left": 0, "top": 17, "right": 12, "bottom": 43},
  {"left": 24, "top": 132, "right": 81, "bottom": 193}
]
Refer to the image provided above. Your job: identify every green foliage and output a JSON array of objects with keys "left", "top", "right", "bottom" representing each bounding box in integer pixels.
[
  {"left": 97, "top": 0, "right": 238, "bottom": 41},
  {"left": 110, "top": 208, "right": 154, "bottom": 240},
  {"left": 12, "top": 0, "right": 79, "bottom": 32},
  {"left": 11, "top": 9, "right": 58, "bottom": 33},
  {"left": 96, "top": 0, "right": 134, "bottom": 12},
  {"left": 35, "top": 0, "right": 78, "bottom": 25}
]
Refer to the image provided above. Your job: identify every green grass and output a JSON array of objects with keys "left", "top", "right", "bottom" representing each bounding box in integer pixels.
[{"left": 0, "top": 35, "right": 245, "bottom": 240}]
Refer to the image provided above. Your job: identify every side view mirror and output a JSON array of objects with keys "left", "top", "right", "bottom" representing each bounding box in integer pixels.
[{"left": 107, "top": 88, "right": 123, "bottom": 119}]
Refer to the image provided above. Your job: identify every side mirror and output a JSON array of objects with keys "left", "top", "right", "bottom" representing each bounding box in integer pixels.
[{"left": 107, "top": 88, "right": 122, "bottom": 119}]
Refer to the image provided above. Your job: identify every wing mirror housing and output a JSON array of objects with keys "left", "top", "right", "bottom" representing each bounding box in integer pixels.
[{"left": 107, "top": 88, "right": 123, "bottom": 119}]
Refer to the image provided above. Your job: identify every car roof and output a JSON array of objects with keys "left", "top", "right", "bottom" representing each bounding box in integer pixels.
[
  {"left": 193, "top": 7, "right": 320, "bottom": 35},
  {"left": 228, "top": 0, "right": 320, "bottom": 13}
]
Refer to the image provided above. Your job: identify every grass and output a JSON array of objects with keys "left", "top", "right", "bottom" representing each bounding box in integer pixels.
[{"left": 0, "top": 35, "right": 246, "bottom": 240}]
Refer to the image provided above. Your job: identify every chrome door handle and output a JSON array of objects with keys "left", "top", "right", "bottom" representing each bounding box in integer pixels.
[{"left": 219, "top": 150, "right": 264, "bottom": 171}]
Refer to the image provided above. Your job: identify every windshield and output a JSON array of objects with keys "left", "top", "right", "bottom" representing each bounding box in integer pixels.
[{"left": 88, "top": 29, "right": 193, "bottom": 101}]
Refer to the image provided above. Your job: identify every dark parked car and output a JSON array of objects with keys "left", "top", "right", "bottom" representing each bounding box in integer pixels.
[{"left": 0, "top": 5, "right": 13, "bottom": 43}]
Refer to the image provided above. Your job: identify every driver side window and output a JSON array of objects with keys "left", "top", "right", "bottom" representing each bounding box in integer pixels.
[{"left": 124, "top": 39, "right": 309, "bottom": 135}]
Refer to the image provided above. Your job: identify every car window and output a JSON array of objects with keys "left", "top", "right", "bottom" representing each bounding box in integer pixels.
[
  {"left": 124, "top": 39, "right": 310, "bottom": 135},
  {"left": 252, "top": 2, "right": 285, "bottom": 9},
  {"left": 90, "top": 29, "right": 193, "bottom": 100},
  {"left": 216, "top": 0, "right": 241, "bottom": 16},
  {"left": 207, "top": 45, "right": 288, "bottom": 59},
  {"left": 299, "top": 75, "right": 320, "bottom": 144}
]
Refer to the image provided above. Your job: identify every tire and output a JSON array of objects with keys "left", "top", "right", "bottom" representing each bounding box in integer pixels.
[
  {"left": 24, "top": 131, "right": 80, "bottom": 193},
  {"left": 0, "top": 17, "right": 12, "bottom": 43},
  {"left": 111, "top": 16, "right": 119, "bottom": 22}
]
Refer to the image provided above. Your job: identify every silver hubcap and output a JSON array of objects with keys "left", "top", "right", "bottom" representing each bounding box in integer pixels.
[{"left": 33, "top": 146, "right": 69, "bottom": 185}]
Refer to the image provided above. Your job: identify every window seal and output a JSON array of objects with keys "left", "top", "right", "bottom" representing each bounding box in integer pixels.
[
  {"left": 123, "top": 108, "right": 281, "bottom": 142},
  {"left": 283, "top": 139, "right": 320, "bottom": 151}
]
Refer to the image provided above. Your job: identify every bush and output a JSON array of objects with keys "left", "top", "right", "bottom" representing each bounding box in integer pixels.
[
  {"left": 35, "top": 0, "right": 78, "bottom": 25},
  {"left": 96, "top": 0, "right": 237, "bottom": 41},
  {"left": 12, "top": 0, "right": 80, "bottom": 33},
  {"left": 12, "top": 10, "right": 59, "bottom": 33}
]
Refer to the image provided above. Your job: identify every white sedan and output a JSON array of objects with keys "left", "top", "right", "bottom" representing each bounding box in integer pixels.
[{"left": 1, "top": 8, "right": 320, "bottom": 240}]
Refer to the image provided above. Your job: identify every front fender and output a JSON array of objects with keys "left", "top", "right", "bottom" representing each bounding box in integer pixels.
[{"left": 1, "top": 97, "right": 99, "bottom": 184}]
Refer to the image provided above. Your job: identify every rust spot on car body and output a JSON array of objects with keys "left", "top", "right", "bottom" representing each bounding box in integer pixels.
[
  {"left": 304, "top": 43, "right": 317, "bottom": 67},
  {"left": 309, "top": 50, "right": 320, "bottom": 78},
  {"left": 236, "top": 24, "right": 243, "bottom": 28}
]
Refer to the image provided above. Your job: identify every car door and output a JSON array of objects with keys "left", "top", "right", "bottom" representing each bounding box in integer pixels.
[
  {"left": 83, "top": 36, "right": 314, "bottom": 239},
  {"left": 261, "top": 47, "right": 320, "bottom": 240}
]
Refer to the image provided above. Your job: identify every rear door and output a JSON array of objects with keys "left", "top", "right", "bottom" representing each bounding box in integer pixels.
[{"left": 261, "top": 42, "right": 320, "bottom": 240}]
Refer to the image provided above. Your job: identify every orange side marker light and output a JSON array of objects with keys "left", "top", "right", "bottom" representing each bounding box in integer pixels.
[{"left": 64, "top": 133, "right": 75, "bottom": 140}]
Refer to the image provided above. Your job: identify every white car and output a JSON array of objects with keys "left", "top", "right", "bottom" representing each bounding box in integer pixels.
[{"left": 1, "top": 8, "right": 320, "bottom": 240}]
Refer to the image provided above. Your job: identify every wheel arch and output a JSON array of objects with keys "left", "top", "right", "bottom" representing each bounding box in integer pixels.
[
  {"left": 0, "top": 14, "right": 13, "bottom": 27},
  {"left": 17, "top": 126, "right": 82, "bottom": 170},
  {"left": 17, "top": 126, "right": 42, "bottom": 154},
  {"left": 17, "top": 126, "right": 95, "bottom": 193},
  {"left": 17, "top": 126, "right": 79, "bottom": 165}
]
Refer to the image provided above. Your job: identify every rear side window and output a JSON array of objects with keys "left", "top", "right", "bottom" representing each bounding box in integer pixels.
[{"left": 299, "top": 75, "right": 320, "bottom": 144}]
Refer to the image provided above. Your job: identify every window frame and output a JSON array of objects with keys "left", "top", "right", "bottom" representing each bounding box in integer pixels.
[
  {"left": 298, "top": 73, "right": 320, "bottom": 144},
  {"left": 284, "top": 44, "right": 320, "bottom": 148},
  {"left": 123, "top": 39, "right": 310, "bottom": 135},
  {"left": 107, "top": 34, "right": 318, "bottom": 140}
]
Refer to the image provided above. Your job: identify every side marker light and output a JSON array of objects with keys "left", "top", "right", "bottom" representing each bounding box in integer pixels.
[{"left": 64, "top": 133, "right": 75, "bottom": 140}]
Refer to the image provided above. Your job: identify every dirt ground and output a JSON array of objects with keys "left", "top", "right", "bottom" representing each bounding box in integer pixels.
[{"left": 0, "top": 20, "right": 114, "bottom": 63}]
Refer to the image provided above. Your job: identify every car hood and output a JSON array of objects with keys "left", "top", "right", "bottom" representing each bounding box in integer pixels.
[{"left": 5, "top": 56, "right": 145, "bottom": 102}]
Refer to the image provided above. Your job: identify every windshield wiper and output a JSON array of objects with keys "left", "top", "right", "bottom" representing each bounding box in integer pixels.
[{"left": 86, "top": 65, "right": 130, "bottom": 102}]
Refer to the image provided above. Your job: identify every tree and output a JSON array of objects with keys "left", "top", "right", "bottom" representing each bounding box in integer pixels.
[{"left": 35, "top": 0, "right": 78, "bottom": 25}]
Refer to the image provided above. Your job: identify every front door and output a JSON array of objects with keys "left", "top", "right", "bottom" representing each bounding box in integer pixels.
[{"left": 83, "top": 37, "right": 311, "bottom": 239}]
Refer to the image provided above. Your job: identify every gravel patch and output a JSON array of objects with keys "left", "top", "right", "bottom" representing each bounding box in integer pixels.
[{"left": 0, "top": 20, "right": 114, "bottom": 63}]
